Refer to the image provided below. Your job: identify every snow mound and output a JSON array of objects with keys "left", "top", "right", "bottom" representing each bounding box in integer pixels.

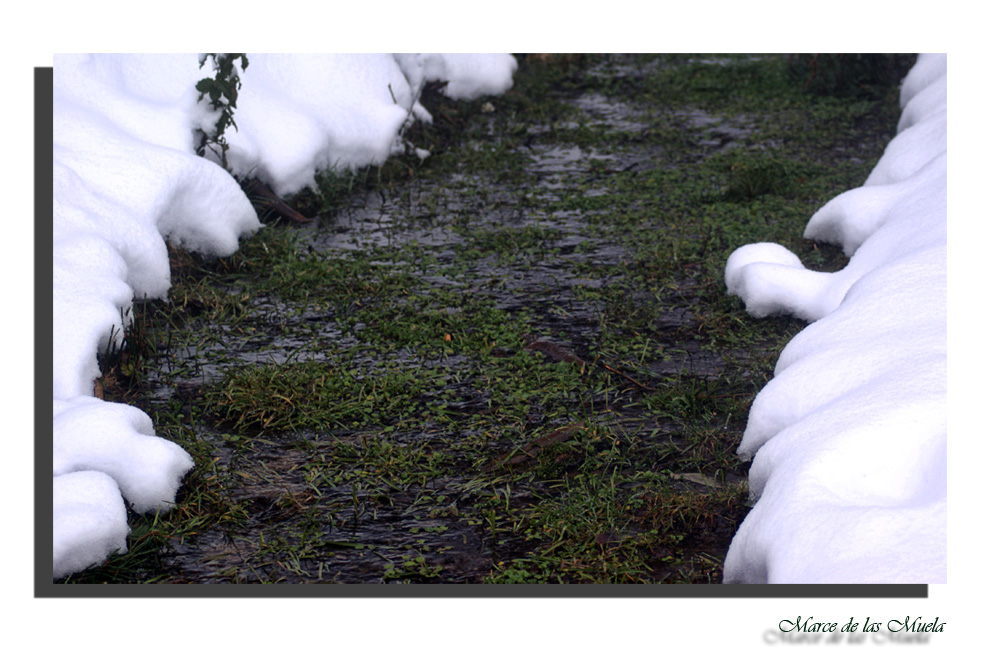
[
  {"left": 54, "top": 396, "right": 195, "bottom": 513},
  {"left": 52, "top": 53, "right": 261, "bottom": 579},
  {"left": 220, "top": 54, "right": 518, "bottom": 196},
  {"left": 53, "top": 471, "right": 129, "bottom": 580},
  {"left": 220, "top": 54, "right": 413, "bottom": 196},
  {"left": 395, "top": 53, "right": 519, "bottom": 101},
  {"left": 722, "top": 54, "right": 947, "bottom": 583}
]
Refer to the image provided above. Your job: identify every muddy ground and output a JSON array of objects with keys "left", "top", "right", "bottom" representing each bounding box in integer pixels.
[{"left": 73, "top": 54, "right": 907, "bottom": 584}]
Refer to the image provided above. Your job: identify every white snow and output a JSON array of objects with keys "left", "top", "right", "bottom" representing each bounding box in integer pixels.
[
  {"left": 51, "top": 53, "right": 517, "bottom": 580},
  {"left": 722, "top": 54, "right": 947, "bottom": 583},
  {"left": 210, "top": 54, "right": 518, "bottom": 196}
]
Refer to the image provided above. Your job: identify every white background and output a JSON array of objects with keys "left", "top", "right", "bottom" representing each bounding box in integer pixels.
[{"left": 9, "top": 2, "right": 995, "bottom": 654}]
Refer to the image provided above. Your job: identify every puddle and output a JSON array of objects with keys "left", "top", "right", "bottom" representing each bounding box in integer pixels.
[
  {"left": 526, "top": 144, "right": 617, "bottom": 174},
  {"left": 675, "top": 108, "right": 754, "bottom": 151},
  {"left": 571, "top": 92, "right": 649, "bottom": 134}
]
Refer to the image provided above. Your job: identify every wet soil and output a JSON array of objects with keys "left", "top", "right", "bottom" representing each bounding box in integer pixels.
[{"left": 77, "top": 54, "right": 903, "bottom": 584}]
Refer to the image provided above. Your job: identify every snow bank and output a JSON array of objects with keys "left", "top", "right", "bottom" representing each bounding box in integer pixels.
[
  {"left": 219, "top": 54, "right": 413, "bottom": 196},
  {"left": 217, "top": 54, "right": 517, "bottom": 196},
  {"left": 395, "top": 53, "right": 520, "bottom": 101},
  {"left": 52, "top": 53, "right": 517, "bottom": 579},
  {"left": 722, "top": 54, "right": 946, "bottom": 583},
  {"left": 53, "top": 54, "right": 260, "bottom": 579}
]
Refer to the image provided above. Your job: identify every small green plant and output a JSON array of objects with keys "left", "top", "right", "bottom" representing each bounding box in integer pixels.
[
  {"left": 94, "top": 305, "right": 151, "bottom": 400},
  {"left": 195, "top": 53, "right": 248, "bottom": 170},
  {"left": 723, "top": 152, "right": 792, "bottom": 201},
  {"left": 208, "top": 360, "right": 430, "bottom": 432},
  {"left": 383, "top": 554, "right": 444, "bottom": 582}
]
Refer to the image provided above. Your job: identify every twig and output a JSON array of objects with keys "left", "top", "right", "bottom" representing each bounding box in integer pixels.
[{"left": 601, "top": 363, "right": 654, "bottom": 391}]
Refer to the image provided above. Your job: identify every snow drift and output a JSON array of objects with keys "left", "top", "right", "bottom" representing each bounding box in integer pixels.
[{"left": 722, "top": 54, "right": 946, "bottom": 583}]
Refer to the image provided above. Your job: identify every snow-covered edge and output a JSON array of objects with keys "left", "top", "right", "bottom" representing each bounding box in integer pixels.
[{"left": 721, "top": 54, "right": 946, "bottom": 583}]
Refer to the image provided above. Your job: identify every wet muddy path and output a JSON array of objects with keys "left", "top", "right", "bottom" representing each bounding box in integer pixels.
[{"left": 83, "top": 54, "right": 903, "bottom": 584}]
